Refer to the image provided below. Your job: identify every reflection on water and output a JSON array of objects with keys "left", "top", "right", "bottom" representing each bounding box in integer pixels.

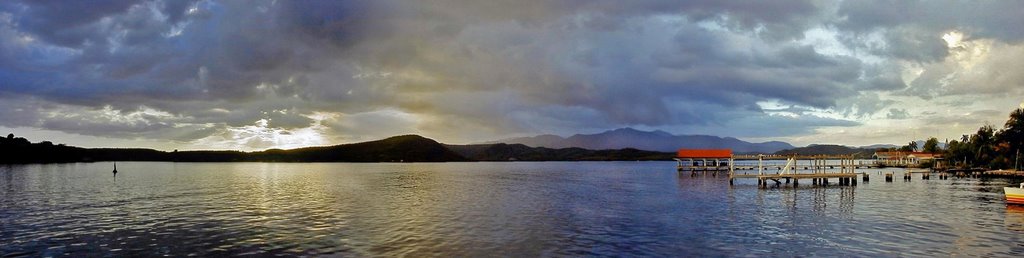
[
  {"left": 2, "top": 162, "right": 1024, "bottom": 256},
  {"left": 1006, "top": 205, "right": 1024, "bottom": 233}
]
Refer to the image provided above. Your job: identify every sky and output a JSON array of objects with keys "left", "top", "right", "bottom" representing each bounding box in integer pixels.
[{"left": 1, "top": 0, "right": 1023, "bottom": 151}]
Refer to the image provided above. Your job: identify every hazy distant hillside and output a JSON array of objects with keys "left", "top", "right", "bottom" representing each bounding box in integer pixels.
[
  {"left": 499, "top": 128, "right": 793, "bottom": 153},
  {"left": 773, "top": 144, "right": 875, "bottom": 159},
  {"left": 446, "top": 143, "right": 673, "bottom": 161},
  {"left": 493, "top": 134, "right": 566, "bottom": 149},
  {"left": 859, "top": 144, "right": 898, "bottom": 149},
  {"left": 859, "top": 141, "right": 946, "bottom": 151},
  {"left": 913, "top": 140, "right": 947, "bottom": 150}
]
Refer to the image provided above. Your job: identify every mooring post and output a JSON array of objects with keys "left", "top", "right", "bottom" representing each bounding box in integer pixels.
[
  {"left": 851, "top": 176, "right": 858, "bottom": 186},
  {"left": 885, "top": 173, "right": 893, "bottom": 182}
]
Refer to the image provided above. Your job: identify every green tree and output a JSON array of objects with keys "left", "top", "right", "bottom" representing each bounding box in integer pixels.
[
  {"left": 973, "top": 124, "right": 996, "bottom": 165},
  {"left": 973, "top": 124, "right": 996, "bottom": 147},
  {"left": 945, "top": 140, "right": 968, "bottom": 167},
  {"left": 923, "top": 137, "right": 940, "bottom": 153},
  {"left": 899, "top": 141, "right": 918, "bottom": 152},
  {"left": 999, "top": 108, "right": 1024, "bottom": 155}
]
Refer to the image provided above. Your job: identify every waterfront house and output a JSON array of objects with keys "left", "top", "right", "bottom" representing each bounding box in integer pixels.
[
  {"left": 872, "top": 151, "right": 941, "bottom": 166},
  {"left": 907, "top": 152, "right": 937, "bottom": 164},
  {"left": 873, "top": 151, "right": 909, "bottom": 166}
]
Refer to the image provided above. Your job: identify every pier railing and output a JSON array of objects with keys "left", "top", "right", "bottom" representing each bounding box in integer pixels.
[{"left": 730, "top": 154, "right": 859, "bottom": 187}]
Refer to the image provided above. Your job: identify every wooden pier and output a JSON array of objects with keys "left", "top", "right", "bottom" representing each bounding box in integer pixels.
[
  {"left": 676, "top": 150, "right": 866, "bottom": 188},
  {"left": 728, "top": 154, "right": 862, "bottom": 187}
]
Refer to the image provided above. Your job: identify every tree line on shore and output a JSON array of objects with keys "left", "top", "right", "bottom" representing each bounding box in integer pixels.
[{"left": 924, "top": 108, "right": 1024, "bottom": 169}]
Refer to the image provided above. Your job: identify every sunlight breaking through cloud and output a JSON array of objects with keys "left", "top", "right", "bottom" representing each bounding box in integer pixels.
[{"left": 1, "top": 0, "right": 1024, "bottom": 149}]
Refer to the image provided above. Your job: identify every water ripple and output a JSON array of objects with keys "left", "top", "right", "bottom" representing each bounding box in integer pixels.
[{"left": 2, "top": 163, "right": 1024, "bottom": 256}]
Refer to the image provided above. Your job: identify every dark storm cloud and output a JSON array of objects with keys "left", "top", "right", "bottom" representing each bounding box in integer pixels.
[
  {"left": 4, "top": 0, "right": 142, "bottom": 47},
  {"left": 1, "top": 0, "right": 1022, "bottom": 148}
]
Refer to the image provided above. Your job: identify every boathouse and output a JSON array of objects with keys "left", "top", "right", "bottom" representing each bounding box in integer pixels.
[{"left": 674, "top": 149, "right": 733, "bottom": 171}]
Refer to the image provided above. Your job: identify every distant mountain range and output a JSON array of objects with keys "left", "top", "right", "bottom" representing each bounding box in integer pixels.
[
  {"left": 859, "top": 144, "right": 898, "bottom": 149},
  {"left": 495, "top": 128, "right": 794, "bottom": 153},
  {"left": 445, "top": 143, "right": 672, "bottom": 161}
]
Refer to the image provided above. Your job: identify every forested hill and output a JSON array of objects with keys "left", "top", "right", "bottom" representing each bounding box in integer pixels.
[
  {"left": 0, "top": 134, "right": 467, "bottom": 163},
  {"left": 0, "top": 134, "right": 673, "bottom": 163},
  {"left": 773, "top": 144, "right": 875, "bottom": 159}
]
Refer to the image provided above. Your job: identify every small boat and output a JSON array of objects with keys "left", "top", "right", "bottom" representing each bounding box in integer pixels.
[{"left": 1007, "top": 183, "right": 1024, "bottom": 205}]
